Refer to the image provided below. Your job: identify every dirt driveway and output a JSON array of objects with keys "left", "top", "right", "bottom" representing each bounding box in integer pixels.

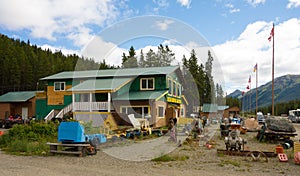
[{"left": 1, "top": 124, "right": 300, "bottom": 176}]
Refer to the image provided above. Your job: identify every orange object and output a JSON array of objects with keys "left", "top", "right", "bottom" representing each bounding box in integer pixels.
[
  {"left": 276, "top": 145, "right": 284, "bottom": 154},
  {"left": 0, "top": 131, "right": 4, "bottom": 136},
  {"left": 278, "top": 153, "right": 288, "bottom": 162},
  {"left": 294, "top": 152, "right": 300, "bottom": 165}
]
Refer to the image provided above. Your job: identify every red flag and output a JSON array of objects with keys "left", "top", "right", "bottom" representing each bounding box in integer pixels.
[
  {"left": 268, "top": 27, "right": 274, "bottom": 41},
  {"left": 246, "top": 85, "right": 250, "bottom": 90},
  {"left": 242, "top": 91, "right": 245, "bottom": 96},
  {"left": 248, "top": 75, "right": 251, "bottom": 83},
  {"left": 253, "top": 63, "right": 257, "bottom": 72}
]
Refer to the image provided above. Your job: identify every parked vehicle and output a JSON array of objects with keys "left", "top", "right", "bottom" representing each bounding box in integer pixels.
[
  {"left": 257, "top": 112, "right": 265, "bottom": 124},
  {"left": 1, "top": 115, "right": 25, "bottom": 128},
  {"left": 288, "top": 109, "right": 300, "bottom": 123}
]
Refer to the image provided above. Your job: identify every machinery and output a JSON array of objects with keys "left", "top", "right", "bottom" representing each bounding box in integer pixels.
[
  {"left": 224, "top": 126, "right": 246, "bottom": 151},
  {"left": 47, "top": 121, "right": 106, "bottom": 156}
]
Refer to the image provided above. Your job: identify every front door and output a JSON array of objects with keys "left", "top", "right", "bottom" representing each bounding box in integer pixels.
[
  {"left": 22, "top": 107, "right": 28, "bottom": 120},
  {"left": 165, "top": 107, "right": 174, "bottom": 125}
]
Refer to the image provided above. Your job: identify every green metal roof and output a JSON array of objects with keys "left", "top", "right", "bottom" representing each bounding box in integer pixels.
[
  {"left": 0, "top": 91, "right": 36, "bottom": 102},
  {"left": 41, "top": 66, "right": 179, "bottom": 80},
  {"left": 113, "top": 90, "right": 168, "bottom": 101},
  {"left": 202, "top": 103, "right": 218, "bottom": 113},
  {"left": 68, "top": 77, "right": 133, "bottom": 92}
]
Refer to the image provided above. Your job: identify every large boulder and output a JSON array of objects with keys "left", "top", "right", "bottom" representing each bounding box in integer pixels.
[{"left": 265, "top": 116, "right": 296, "bottom": 133}]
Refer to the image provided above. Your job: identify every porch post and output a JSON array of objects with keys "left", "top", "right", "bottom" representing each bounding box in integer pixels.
[
  {"left": 89, "top": 92, "right": 92, "bottom": 112},
  {"left": 108, "top": 92, "right": 111, "bottom": 112},
  {"left": 72, "top": 93, "right": 75, "bottom": 112}
]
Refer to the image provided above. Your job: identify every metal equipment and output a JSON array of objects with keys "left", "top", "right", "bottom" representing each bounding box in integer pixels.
[
  {"left": 47, "top": 121, "right": 106, "bottom": 156},
  {"left": 224, "top": 127, "right": 246, "bottom": 151}
]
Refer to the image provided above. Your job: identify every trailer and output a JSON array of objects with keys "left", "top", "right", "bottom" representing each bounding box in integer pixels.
[{"left": 257, "top": 116, "right": 297, "bottom": 142}]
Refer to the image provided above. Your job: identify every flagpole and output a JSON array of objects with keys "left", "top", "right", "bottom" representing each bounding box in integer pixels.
[
  {"left": 249, "top": 77, "right": 251, "bottom": 113},
  {"left": 271, "top": 23, "right": 275, "bottom": 115},
  {"left": 256, "top": 64, "right": 258, "bottom": 114}
]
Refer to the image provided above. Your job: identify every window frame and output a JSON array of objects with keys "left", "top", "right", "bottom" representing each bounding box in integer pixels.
[
  {"left": 140, "top": 77, "right": 155, "bottom": 90},
  {"left": 54, "top": 82, "right": 65, "bottom": 91},
  {"left": 158, "top": 106, "right": 165, "bottom": 118},
  {"left": 120, "top": 106, "right": 150, "bottom": 118}
]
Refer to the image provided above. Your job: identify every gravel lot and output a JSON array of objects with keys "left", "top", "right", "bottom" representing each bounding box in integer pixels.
[{"left": 1, "top": 123, "right": 300, "bottom": 176}]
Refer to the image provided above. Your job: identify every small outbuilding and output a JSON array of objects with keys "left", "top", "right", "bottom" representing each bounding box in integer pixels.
[
  {"left": 223, "top": 106, "right": 240, "bottom": 118},
  {"left": 0, "top": 91, "right": 36, "bottom": 120}
]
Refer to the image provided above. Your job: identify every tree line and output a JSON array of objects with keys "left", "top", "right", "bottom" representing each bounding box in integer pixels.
[
  {"left": 121, "top": 45, "right": 226, "bottom": 113},
  {"left": 0, "top": 34, "right": 113, "bottom": 95}
]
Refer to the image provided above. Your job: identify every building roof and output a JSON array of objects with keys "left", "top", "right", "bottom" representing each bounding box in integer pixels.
[
  {"left": 113, "top": 90, "right": 168, "bottom": 101},
  {"left": 218, "top": 105, "right": 229, "bottom": 111},
  {"left": 202, "top": 103, "right": 218, "bottom": 113},
  {"left": 68, "top": 77, "right": 133, "bottom": 92},
  {"left": 41, "top": 66, "right": 179, "bottom": 80},
  {"left": 0, "top": 91, "right": 36, "bottom": 102}
]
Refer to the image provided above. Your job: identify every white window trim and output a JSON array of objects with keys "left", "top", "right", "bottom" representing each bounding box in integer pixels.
[
  {"left": 140, "top": 78, "right": 155, "bottom": 90},
  {"left": 54, "top": 82, "right": 65, "bottom": 91}
]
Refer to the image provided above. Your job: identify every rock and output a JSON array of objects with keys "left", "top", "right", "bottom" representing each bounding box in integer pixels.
[{"left": 265, "top": 116, "right": 296, "bottom": 132}]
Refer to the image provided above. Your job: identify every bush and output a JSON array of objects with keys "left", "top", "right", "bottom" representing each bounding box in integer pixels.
[{"left": 0, "top": 121, "right": 58, "bottom": 155}]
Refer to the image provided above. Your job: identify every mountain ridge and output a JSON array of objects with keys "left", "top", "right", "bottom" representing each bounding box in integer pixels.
[{"left": 228, "top": 74, "right": 300, "bottom": 110}]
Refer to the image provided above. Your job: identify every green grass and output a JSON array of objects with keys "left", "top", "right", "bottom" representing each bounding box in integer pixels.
[
  {"left": 151, "top": 153, "right": 189, "bottom": 162},
  {"left": 152, "top": 154, "right": 175, "bottom": 162}
]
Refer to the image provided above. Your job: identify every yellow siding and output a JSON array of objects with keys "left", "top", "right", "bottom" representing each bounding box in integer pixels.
[{"left": 47, "top": 85, "right": 72, "bottom": 105}]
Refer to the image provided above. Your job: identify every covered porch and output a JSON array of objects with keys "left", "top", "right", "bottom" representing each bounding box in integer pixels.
[{"left": 68, "top": 77, "right": 134, "bottom": 112}]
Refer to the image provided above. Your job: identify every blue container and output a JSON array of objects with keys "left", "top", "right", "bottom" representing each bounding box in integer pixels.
[{"left": 58, "top": 122, "right": 86, "bottom": 143}]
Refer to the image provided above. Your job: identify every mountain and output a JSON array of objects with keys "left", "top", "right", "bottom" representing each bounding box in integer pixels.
[{"left": 228, "top": 74, "right": 300, "bottom": 110}]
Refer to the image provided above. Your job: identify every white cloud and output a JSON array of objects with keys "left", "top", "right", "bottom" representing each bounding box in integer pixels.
[
  {"left": 246, "top": 0, "right": 266, "bottom": 7},
  {"left": 81, "top": 36, "right": 127, "bottom": 66},
  {"left": 0, "top": 0, "right": 120, "bottom": 46},
  {"left": 225, "top": 3, "right": 240, "bottom": 13},
  {"left": 212, "top": 18, "right": 300, "bottom": 94},
  {"left": 154, "top": 19, "right": 174, "bottom": 30},
  {"left": 287, "top": 0, "right": 300, "bottom": 9},
  {"left": 41, "top": 44, "right": 80, "bottom": 56},
  {"left": 177, "top": 0, "right": 192, "bottom": 8}
]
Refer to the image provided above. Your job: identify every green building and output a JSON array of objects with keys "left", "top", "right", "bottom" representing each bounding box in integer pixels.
[{"left": 36, "top": 66, "right": 188, "bottom": 127}]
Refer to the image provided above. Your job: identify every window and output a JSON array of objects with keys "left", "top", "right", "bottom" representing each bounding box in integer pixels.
[
  {"left": 168, "top": 79, "right": 171, "bottom": 94},
  {"left": 177, "top": 84, "right": 182, "bottom": 96},
  {"left": 140, "top": 78, "right": 155, "bottom": 90},
  {"left": 158, "top": 106, "right": 164, "bottom": 118},
  {"left": 54, "top": 82, "right": 65, "bottom": 91},
  {"left": 173, "top": 82, "right": 176, "bottom": 96},
  {"left": 120, "top": 106, "right": 150, "bottom": 118},
  {"left": 180, "top": 108, "right": 185, "bottom": 117}
]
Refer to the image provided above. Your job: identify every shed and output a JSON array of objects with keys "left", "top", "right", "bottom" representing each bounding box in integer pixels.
[
  {"left": 223, "top": 106, "right": 240, "bottom": 118},
  {"left": 0, "top": 91, "right": 36, "bottom": 120}
]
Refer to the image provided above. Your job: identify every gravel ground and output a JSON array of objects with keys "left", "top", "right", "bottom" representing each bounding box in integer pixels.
[{"left": 1, "top": 123, "right": 300, "bottom": 176}]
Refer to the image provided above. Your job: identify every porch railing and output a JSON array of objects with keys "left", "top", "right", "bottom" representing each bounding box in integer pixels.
[
  {"left": 56, "top": 103, "right": 72, "bottom": 118},
  {"left": 44, "top": 109, "right": 55, "bottom": 122},
  {"left": 73, "top": 102, "right": 113, "bottom": 111}
]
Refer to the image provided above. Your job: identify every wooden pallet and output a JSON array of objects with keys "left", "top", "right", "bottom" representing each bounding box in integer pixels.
[{"left": 46, "top": 142, "right": 91, "bottom": 157}]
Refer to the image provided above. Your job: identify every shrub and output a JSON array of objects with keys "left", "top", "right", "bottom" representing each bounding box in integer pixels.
[{"left": 0, "top": 121, "right": 58, "bottom": 155}]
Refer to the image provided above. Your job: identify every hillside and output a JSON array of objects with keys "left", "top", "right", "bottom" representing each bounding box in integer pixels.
[{"left": 228, "top": 74, "right": 300, "bottom": 110}]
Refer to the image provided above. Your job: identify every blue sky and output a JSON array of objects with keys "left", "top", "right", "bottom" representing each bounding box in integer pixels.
[{"left": 0, "top": 0, "right": 300, "bottom": 94}]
